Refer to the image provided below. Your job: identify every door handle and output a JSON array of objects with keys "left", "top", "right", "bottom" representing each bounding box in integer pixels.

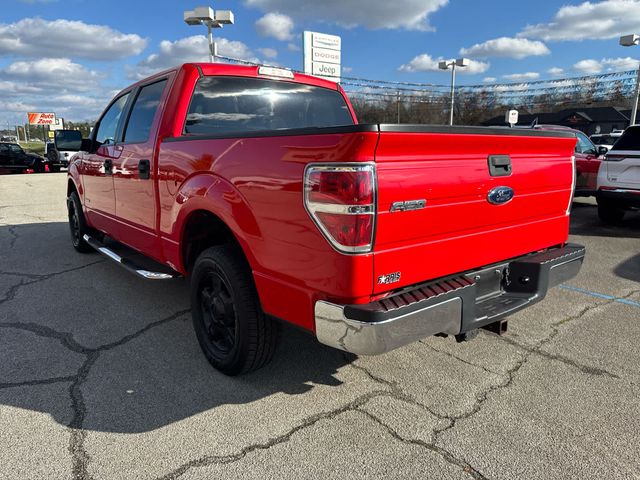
[
  {"left": 138, "top": 159, "right": 150, "bottom": 180},
  {"left": 488, "top": 155, "right": 512, "bottom": 177},
  {"left": 104, "top": 159, "right": 113, "bottom": 175}
]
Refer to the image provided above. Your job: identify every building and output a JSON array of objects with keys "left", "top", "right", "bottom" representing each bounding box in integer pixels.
[{"left": 483, "top": 106, "right": 631, "bottom": 134}]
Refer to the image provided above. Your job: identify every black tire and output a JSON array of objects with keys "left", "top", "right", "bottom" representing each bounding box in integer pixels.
[
  {"left": 597, "top": 198, "right": 625, "bottom": 225},
  {"left": 50, "top": 165, "right": 60, "bottom": 173},
  {"left": 67, "top": 191, "right": 94, "bottom": 253},
  {"left": 191, "top": 245, "right": 278, "bottom": 375},
  {"left": 33, "top": 161, "right": 45, "bottom": 173}
]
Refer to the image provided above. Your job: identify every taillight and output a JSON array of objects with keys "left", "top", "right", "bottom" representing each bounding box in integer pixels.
[{"left": 304, "top": 164, "right": 376, "bottom": 253}]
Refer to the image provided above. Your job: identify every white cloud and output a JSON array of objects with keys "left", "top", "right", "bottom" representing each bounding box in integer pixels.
[
  {"left": 245, "top": 0, "right": 449, "bottom": 31},
  {"left": 460, "top": 37, "right": 549, "bottom": 59},
  {"left": 0, "top": 18, "right": 147, "bottom": 60},
  {"left": 573, "top": 59, "right": 603, "bottom": 74},
  {"left": 547, "top": 67, "right": 564, "bottom": 76},
  {"left": 258, "top": 47, "right": 278, "bottom": 59},
  {"left": 602, "top": 56, "right": 639, "bottom": 70},
  {"left": 483, "top": 77, "right": 497, "bottom": 83},
  {"left": 1, "top": 58, "right": 101, "bottom": 91},
  {"left": 287, "top": 42, "right": 301, "bottom": 51},
  {"left": 503, "top": 72, "right": 540, "bottom": 81},
  {"left": 0, "top": 58, "right": 115, "bottom": 125},
  {"left": 519, "top": 0, "right": 640, "bottom": 42},
  {"left": 398, "top": 54, "right": 490, "bottom": 74},
  {"left": 343, "top": 66, "right": 353, "bottom": 73},
  {"left": 573, "top": 56, "right": 639, "bottom": 74},
  {"left": 255, "top": 13, "right": 295, "bottom": 41},
  {"left": 134, "top": 36, "right": 259, "bottom": 78}
]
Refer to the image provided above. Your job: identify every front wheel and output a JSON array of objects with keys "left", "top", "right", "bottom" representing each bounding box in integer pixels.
[
  {"left": 191, "top": 246, "right": 278, "bottom": 376},
  {"left": 67, "top": 192, "right": 94, "bottom": 253}
]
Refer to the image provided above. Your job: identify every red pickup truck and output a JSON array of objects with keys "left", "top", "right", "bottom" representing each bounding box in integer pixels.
[{"left": 59, "top": 63, "right": 585, "bottom": 375}]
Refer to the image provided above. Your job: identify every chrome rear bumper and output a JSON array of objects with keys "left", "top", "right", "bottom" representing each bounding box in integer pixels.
[{"left": 315, "top": 243, "right": 585, "bottom": 355}]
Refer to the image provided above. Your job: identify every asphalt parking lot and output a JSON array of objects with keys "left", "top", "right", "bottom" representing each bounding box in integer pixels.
[{"left": 1, "top": 172, "right": 639, "bottom": 480}]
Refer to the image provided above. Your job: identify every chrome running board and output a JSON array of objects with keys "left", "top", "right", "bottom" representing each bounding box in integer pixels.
[{"left": 83, "top": 234, "right": 180, "bottom": 280}]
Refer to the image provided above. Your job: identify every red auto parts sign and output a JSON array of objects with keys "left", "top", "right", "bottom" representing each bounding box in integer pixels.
[{"left": 28, "top": 112, "right": 56, "bottom": 125}]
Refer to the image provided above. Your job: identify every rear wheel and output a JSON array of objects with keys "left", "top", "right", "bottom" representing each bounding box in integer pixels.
[
  {"left": 67, "top": 192, "right": 94, "bottom": 253},
  {"left": 191, "top": 245, "right": 278, "bottom": 376},
  {"left": 597, "top": 198, "right": 625, "bottom": 225}
]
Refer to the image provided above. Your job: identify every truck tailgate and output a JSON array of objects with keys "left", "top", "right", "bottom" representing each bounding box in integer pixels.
[{"left": 373, "top": 126, "right": 577, "bottom": 294}]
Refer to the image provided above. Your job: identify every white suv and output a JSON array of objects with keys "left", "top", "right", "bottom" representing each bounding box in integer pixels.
[{"left": 596, "top": 126, "right": 640, "bottom": 224}]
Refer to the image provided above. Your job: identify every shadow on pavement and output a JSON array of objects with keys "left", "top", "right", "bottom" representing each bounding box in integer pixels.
[
  {"left": 0, "top": 222, "right": 354, "bottom": 433},
  {"left": 569, "top": 200, "right": 640, "bottom": 239},
  {"left": 614, "top": 253, "right": 640, "bottom": 283}
]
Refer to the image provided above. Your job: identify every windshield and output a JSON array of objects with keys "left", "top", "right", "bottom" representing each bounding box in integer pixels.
[
  {"left": 611, "top": 126, "right": 640, "bottom": 151},
  {"left": 8, "top": 144, "right": 23, "bottom": 154},
  {"left": 591, "top": 135, "right": 617, "bottom": 145}
]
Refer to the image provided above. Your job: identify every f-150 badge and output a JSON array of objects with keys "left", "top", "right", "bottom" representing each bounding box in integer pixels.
[
  {"left": 390, "top": 199, "right": 426, "bottom": 212},
  {"left": 378, "top": 272, "right": 401, "bottom": 285}
]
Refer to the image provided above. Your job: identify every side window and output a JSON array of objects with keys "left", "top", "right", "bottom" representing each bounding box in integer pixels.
[
  {"left": 94, "top": 93, "right": 130, "bottom": 146},
  {"left": 575, "top": 132, "right": 595, "bottom": 154},
  {"left": 123, "top": 79, "right": 167, "bottom": 143},
  {"left": 0, "top": 144, "right": 8, "bottom": 154}
]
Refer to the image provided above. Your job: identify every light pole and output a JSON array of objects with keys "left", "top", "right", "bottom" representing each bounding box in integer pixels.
[
  {"left": 620, "top": 34, "right": 640, "bottom": 125},
  {"left": 439, "top": 58, "right": 469, "bottom": 125},
  {"left": 184, "top": 6, "right": 234, "bottom": 63}
]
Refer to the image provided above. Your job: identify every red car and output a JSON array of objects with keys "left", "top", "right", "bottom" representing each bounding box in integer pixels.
[
  {"left": 532, "top": 125, "right": 608, "bottom": 196},
  {"left": 59, "top": 63, "right": 584, "bottom": 375}
]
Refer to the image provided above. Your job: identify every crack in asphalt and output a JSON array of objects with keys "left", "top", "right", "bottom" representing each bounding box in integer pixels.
[
  {"left": 0, "top": 260, "right": 105, "bottom": 306},
  {"left": 7, "top": 225, "right": 18, "bottom": 249},
  {"left": 419, "top": 341, "right": 503, "bottom": 376},
  {"left": 153, "top": 389, "right": 390, "bottom": 480},
  {"left": 0, "top": 291, "right": 190, "bottom": 480},
  {"left": 489, "top": 288, "right": 640, "bottom": 381},
  {"left": 432, "top": 295, "right": 637, "bottom": 442},
  {"left": 0, "top": 375, "right": 76, "bottom": 390},
  {"left": 326, "top": 297, "right": 630, "bottom": 475},
  {"left": 356, "top": 408, "right": 488, "bottom": 480}
]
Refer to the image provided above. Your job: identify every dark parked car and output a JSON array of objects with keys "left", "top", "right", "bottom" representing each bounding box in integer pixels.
[{"left": 0, "top": 142, "right": 46, "bottom": 174}]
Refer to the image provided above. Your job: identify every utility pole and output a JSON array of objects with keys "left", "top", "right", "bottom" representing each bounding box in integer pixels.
[
  {"left": 438, "top": 58, "right": 470, "bottom": 126},
  {"left": 620, "top": 34, "right": 640, "bottom": 125},
  {"left": 15, "top": 125, "right": 20, "bottom": 143},
  {"left": 184, "top": 6, "right": 234, "bottom": 63}
]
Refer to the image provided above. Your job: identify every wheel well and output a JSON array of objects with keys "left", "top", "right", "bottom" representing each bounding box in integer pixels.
[
  {"left": 182, "top": 210, "right": 243, "bottom": 274},
  {"left": 67, "top": 179, "right": 78, "bottom": 197}
]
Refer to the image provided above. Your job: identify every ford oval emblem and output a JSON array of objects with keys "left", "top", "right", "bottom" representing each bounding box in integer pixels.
[{"left": 487, "top": 186, "right": 514, "bottom": 205}]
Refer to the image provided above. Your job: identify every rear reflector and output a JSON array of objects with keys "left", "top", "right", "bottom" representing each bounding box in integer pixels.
[{"left": 304, "top": 164, "right": 376, "bottom": 253}]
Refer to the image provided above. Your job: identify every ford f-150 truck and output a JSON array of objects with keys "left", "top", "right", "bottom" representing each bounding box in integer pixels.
[{"left": 59, "top": 63, "right": 585, "bottom": 375}]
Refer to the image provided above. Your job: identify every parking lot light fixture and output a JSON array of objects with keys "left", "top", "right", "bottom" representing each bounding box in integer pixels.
[
  {"left": 439, "top": 58, "right": 469, "bottom": 126},
  {"left": 620, "top": 34, "right": 640, "bottom": 125},
  {"left": 184, "top": 6, "right": 234, "bottom": 63}
]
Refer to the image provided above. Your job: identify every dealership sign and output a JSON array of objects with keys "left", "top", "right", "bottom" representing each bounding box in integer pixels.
[
  {"left": 28, "top": 112, "right": 56, "bottom": 125},
  {"left": 303, "top": 31, "right": 341, "bottom": 82}
]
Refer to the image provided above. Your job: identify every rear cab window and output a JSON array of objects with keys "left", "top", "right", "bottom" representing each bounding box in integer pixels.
[
  {"left": 611, "top": 127, "right": 640, "bottom": 151},
  {"left": 185, "top": 76, "right": 354, "bottom": 136}
]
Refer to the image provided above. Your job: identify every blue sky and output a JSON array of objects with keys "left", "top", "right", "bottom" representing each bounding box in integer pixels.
[{"left": 1, "top": 0, "right": 639, "bottom": 126}]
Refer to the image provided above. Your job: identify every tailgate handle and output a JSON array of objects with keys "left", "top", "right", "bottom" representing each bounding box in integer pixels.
[{"left": 488, "top": 155, "right": 512, "bottom": 177}]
